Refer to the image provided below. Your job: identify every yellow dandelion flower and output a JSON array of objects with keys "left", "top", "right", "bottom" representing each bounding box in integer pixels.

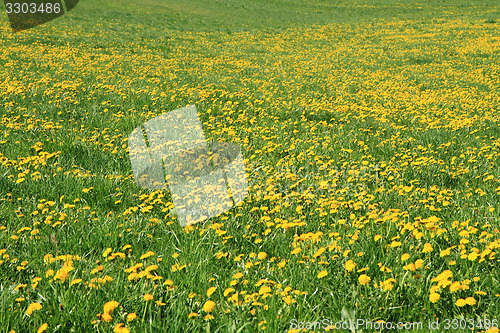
[
  {"left": 101, "top": 312, "right": 113, "bottom": 322},
  {"left": 26, "top": 302, "right": 42, "bottom": 315},
  {"left": 103, "top": 301, "right": 119, "bottom": 314},
  {"left": 455, "top": 298, "right": 466, "bottom": 307},
  {"left": 345, "top": 260, "right": 356, "bottom": 272},
  {"left": 203, "top": 300, "right": 216, "bottom": 313},
  {"left": 140, "top": 251, "right": 155, "bottom": 260},
  {"left": 317, "top": 270, "right": 328, "bottom": 278},
  {"left": 188, "top": 312, "right": 199, "bottom": 319},
  {"left": 15, "top": 284, "right": 27, "bottom": 291},
  {"left": 465, "top": 297, "right": 476, "bottom": 305},
  {"left": 422, "top": 243, "right": 433, "bottom": 253},
  {"left": 127, "top": 313, "right": 137, "bottom": 322},
  {"left": 403, "top": 263, "right": 416, "bottom": 272},
  {"left": 144, "top": 294, "right": 154, "bottom": 301},
  {"left": 429, "top": 293, "right": 440, "bottom": 303},
  {"left": 113, "top": 323, "right": 130, "bottom": 333},
  {"left": 224, "top": 288, "right": 235, "bottom": 296},
  {"left": 54, "top": 264, "right": 73, "bottom": 283},
  {"left": 438, "top": 279, "right": 452, "bottom": 288},
  {"left": 313, "top": 247, "right": 326, "bottom": 258},
  {"left": 207, "top": 286, "right": 217, "bottom": 297},
  {"left": 358, "top": 274, "right": 371, "bottom": 285},
  {"left": 431, "top": 270, "right": 453, "bottom": 282},
  {"left": 103, "top": 248, "right": 112, "bottom": 257},
  {"left": 257, "top": 252, "right": 267, "bottom": 260},
  {"left": 70, "top": 279, "right": 82, "bottom": 286},
  {"left": 37, "top": 323, "right": 48, "bottom": 333},
  {"left": 449, "top": 281, "right": 461, "bottom": 292},
  {"left": 171, "top": 263, "right": 186, "bottom": 272},
  {"left": 401, "top": 253, "right": 410, "bottom": 261},
  {"left": 430, "top": 286, "right": 440, "bottom": 293},
  {"left": 468, "top": 252, "right": 479, "bottom": 261},
  {"left": 259, "top": 286, "right": 271, "bottom": 294},
  {"left": 382, "top": 278, "right": 396, "bottom": 291},
  {"left": 440, "top": 248, "right": 451, "bottom": 257}
]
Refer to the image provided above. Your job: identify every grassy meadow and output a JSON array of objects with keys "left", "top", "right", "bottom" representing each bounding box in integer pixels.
[{"left": 1, "top": 0, "right": 500, "bottom": 332}]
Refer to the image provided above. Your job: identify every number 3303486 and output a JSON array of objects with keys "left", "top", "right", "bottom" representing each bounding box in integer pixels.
[{"left": 5, "top": 2, "right": 61, "bottom": 14}]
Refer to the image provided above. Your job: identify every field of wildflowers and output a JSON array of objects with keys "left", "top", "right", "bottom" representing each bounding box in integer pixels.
[{"left": 1, "top": 0, "right": 500, "bottom": 332}]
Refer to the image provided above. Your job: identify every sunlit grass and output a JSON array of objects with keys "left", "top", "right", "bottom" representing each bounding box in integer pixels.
[{"left": 1, "top": 0, "right": 500, "bottom": 332}]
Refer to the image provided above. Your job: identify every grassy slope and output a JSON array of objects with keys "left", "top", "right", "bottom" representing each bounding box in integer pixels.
[{"left": 1, "top": 0, "right": 500, "bottom": 332}]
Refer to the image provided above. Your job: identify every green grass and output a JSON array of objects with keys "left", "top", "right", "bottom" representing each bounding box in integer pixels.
[{"left": 1, "top": 0, "right": 500, "bottom": 332}]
